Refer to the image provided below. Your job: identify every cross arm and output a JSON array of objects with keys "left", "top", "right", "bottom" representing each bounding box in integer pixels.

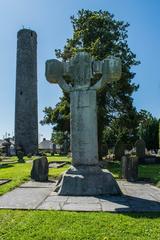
[
  {"left": 91, "top": 56, "right": 122, "bottom": 91},
  {"left": 45, "top": 59, "right": 72, "bottom": 93}
]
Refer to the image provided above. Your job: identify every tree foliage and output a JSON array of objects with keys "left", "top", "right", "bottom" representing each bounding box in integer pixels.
[
  {"left": 138, "top": 110, "right": 159, "bottom": 150},
  {"left": 42, "top": 9, "right": 140, "bottom": 156}
]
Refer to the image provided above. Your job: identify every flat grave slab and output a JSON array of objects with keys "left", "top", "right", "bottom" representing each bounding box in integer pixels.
[
  {"left": 20, "top": 180, "right": 56, "bottom": 188},
  {"left": 0, "top": 179, "right": 11, "bottom": 185},
  {"left": 49, "top": 162, "right": 67, "bottom": 168},
  {"left": 0, "top": 187, "right": 51, "bottom": 209}
]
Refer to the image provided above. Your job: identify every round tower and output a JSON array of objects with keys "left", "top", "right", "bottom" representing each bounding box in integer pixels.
[{"left": 15, "top": 29, "right": 38, "bottom": 154}]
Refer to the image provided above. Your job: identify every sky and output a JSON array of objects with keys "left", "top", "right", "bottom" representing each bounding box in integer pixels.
[{"left": 0, "top": 0, "right": 160, "bottom": 141}]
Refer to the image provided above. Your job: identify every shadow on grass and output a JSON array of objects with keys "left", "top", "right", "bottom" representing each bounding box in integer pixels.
[{"left": 0, "top": 164, "right": 15, "bottom": 169}]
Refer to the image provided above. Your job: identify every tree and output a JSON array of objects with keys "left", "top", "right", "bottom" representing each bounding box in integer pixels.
[
  {"left": 41, "top": 94, "right": 70, "bottom": 144},
  {"left": 42, "top": 9, "right": 140, "bottom": 158},
  {"left": 138, "top": 109, "right": 159, "bottom": 151},
  {"left": 103, "top": 107, "right": 139, "bottom": 150}
]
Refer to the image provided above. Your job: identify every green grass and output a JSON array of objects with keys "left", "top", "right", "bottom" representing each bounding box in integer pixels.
[
  {"left": 106, "top": 161, "right": 160, "bottom": 187},
  {"left": 0, "top": 156, "right": 71, "bottom": 196},
  {"left": 139, "top": 164, "right": 160, "bottom": 187},
  {"left": 47, "top": 155, "right": 71, "bottom": 162},
  {"left": 0, "top": 157, "right": 160, "bottom": 239},
  {"left": 0, "top": 210, "right": 160, "bottom": 240},
  {"left": 0, "top": 162, "right": 31, "bottom": 196}
]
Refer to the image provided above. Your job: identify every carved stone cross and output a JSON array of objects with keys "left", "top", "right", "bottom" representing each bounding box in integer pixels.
[{"left": 46, "top": 52, "right": 122, "bottom": 196}]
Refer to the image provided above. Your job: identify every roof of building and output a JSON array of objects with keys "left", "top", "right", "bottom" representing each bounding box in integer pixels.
[{"left": 39, "top": 139, "right": 53, "bottom": 150}]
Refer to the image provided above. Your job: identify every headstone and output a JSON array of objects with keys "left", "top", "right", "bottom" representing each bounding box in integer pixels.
[
  {"left": 51, "top": 143, "right": 56, "bottom": 155},
  {"left": 60, "top": 139, "right": 69, "bottom": 155},
  {"left": 15, "top": 29, "right": 38, "bottom": 155},
  {"left": 101, "top": 144, "right": 108, "bottom": 157},
  {"left": 31, "top": 157, "right": 49, "bottom": 182},
  {"left": 121, "top": 155, "right": 138, "bottom": 181},
  {"left": 46, "top": 51, "right": 122, "bottom": 195},
  {"left": 135, "top": 139, "right": 145, "bottom": 162},
  {"left": 114, "top": 141, "right": 125, "bottom": 160}
]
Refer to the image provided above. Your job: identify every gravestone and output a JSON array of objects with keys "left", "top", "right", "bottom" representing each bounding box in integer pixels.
[
  {"left": 114, "top": 141, "right": 125, "bottom": 160},
  {"left": 101, "top": 144, "right": 108, "bottom": 157},
  {"left": 46, "top": 52, "right": 121, "bottom": 195},
  {"left": 121, "top": 155, "right": 138, "bottom": 181},
  {"left": 31, "top": 157, "right": 49, "bottom": 182},
  {"left": 135, "top": 139, "right": 145, "bottom": 163}
]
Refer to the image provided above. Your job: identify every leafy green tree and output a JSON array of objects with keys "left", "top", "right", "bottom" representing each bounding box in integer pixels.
[
  {"left": 42, "top": 9, "right": 140, "bottom": 158},
  {"left": 103, "top": 107, "right": 139, "bottom": 150},
  {"left": 138, "top": 110, "right": 159, "bottom": 151},
  {"left": 51, "top": 131, "right": 65, "bottom": 145}
]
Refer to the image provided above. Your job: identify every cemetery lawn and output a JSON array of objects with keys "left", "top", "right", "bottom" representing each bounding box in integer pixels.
[
  {"left": 0, "top": 156, "right": 160, "bottom": 195},
  {"left": 0, "top": 210, "right": 160, "bottom": 240},
  {"left": 107, "top": 161, "right": 160, "bottom": 187},
  {"left": 0, "top": 156, "right": 70, "bottom": 196}
]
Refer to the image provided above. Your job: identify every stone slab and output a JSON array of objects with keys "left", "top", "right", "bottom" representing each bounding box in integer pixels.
[
  {"left": 62, "top": 203, "right": 102, "bottom": 211},
  {"left": 67, "top": 196, "right": 100, "bottom": 204},
  {"left": 20, "top": 180, "right": 56, "bottom": 188},
  {"left": 38, "top": 201, "right": 64, "bottom": 210},
  {"left": 49, "top": 162, "right": 66, "bottom": 168},
  {"left": 0, "top": 187, "right": 51, "bottom": 209},
  {"left": 101, "top": 201, "right": 131, "bottom": 212},
  {"left": 0, "top": 179, "right": 11, "bottom": 185},
  {"left": 45, "top": 195, "right": 68, "bottom": 202}
]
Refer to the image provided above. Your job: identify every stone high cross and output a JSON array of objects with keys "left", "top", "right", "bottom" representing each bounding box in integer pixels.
[{"left": 46, "top": 52, "right": 122, "bottom": 195}]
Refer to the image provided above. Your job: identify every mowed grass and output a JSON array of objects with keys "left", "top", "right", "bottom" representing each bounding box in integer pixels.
[
  {"left": 0, "top": 157, "right": 160, "bottom": 240},
  {"left": 0, "top": 210, "right": 160, "bottom": 240},
  {"left": 107, "top": 161, "right": 160, "bottom": 187},
  {"left": 0, "top": 155, "right": 160, "bottom": 195},
  {"left": 0, "top": 155, "right": 70, "bottom": 196}
]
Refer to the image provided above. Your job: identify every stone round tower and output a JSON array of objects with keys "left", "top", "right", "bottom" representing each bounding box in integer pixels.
[{"left": 15, "top": 29, "right": 38, "bottom": 154}]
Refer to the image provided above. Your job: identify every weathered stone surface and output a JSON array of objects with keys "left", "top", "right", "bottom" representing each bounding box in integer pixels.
[
  {"left": 101, "top": 200, "right": 130, "bottom": 212},
  {"left": 121, "top": 155, "right": 138, "bottom": 181},
  {"left": 20, "top": 180, "right": 55, "bottom": 188},
  {"left": 0, "top": 187, "right": 51, "bottom": 209},
  {"left": 15, "top": 29, "right": 38, "bottom": 155},
  {"left": 38, "top": 201, "right": 63, "bottom": 210},
  {"left": 55, "top": 166, "right": 121, "bottom": 196},
  {"left": 45, "top": 52, "right": 121, "bottom": 196},
  {"left": 63, "top": 203, "right": 102, "bottom": 211},
  {"left": 31, "top": 157, "right": 49, "bottom": 182},
  {"left": 135, "top": 139, "right": 145, "bottom": 159},
  {"left": 67, "top": 196, "right": 100, "bottom": 204},
  {"left": 49, "top": 162, "right": 66, "bottom": 168},
  {"left": 0, "top": 179, "right": 11, "bottom": 185},
  {"left": 114, "top": 141, "right": 125, "bottom": 160}
]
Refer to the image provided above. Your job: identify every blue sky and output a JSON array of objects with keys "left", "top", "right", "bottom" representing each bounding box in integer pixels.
[{"left": 0, "top": 0, "right": 160, "bottom": 141}]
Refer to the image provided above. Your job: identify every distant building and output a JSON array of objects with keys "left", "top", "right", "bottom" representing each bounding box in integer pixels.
[
  {"left": 0, "top": 138, "right": 15, "bottom": 156},
  {"left": 39, "top": 138, "right": 55, "bottom": 153}
]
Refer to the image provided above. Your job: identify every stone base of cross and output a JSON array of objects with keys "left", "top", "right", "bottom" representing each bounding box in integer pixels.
[{"left": 46, "top": 52, "right": 121, "bottom": 195}]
